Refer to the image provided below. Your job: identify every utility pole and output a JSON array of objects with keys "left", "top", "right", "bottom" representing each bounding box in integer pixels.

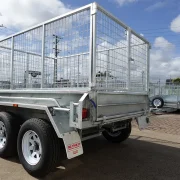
[{"left": 53, "top": 34, "right": 62, "bottom": 86}]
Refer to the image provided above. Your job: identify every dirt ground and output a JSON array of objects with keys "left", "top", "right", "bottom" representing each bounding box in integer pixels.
[{"left": 0, "top": 112, "right": 180, "bottom": 180}]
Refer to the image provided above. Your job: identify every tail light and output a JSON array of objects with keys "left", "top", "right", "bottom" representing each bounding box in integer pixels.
[{"left": 82, "top": 108, "right": 88, "bottom": 119}]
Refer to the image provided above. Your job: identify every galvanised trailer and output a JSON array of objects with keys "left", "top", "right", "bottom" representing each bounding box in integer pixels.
[
  {"left": 0, "top": 2, "right": 150, "bottom": 178},
  {"left": 150, "top": 83, "right": 180, "bottom": 109}
]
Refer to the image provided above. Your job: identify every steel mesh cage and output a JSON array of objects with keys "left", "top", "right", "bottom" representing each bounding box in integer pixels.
[
  {"left": 150, "top": 83, "right": 180, "bottom": 97},
  {"left": 95, "top": 9, "right": 128, "bottom": 91},
  {"left": 130, "top": 33, "right": 148, "bottom": 92},
  {"left": 43, "top": 8, "right": 90, "bottom": 88},
  {"left": 13, "top": 27, "right": 42, "bottom": 89},
  {"left": 95, "top": 8, "right": 148, "bottom": 92},
  {"left": 0, "top": 38, "right": 11, "bottom": 89},
  {"left": 0, "top": 3, "right": 149, "bottom": 92}
]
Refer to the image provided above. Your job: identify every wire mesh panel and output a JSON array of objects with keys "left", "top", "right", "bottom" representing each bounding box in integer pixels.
[
  {"left": 149, "top": 83, "right": 161, "bottom": 97},
  {"left": 95, "top": 9, "right": 128, "bottom": 91},
  {"left": 161, "top": 84, "right": 180, "bottom": 96},
  {"left": 44, "top": 8, "right": 90, "bottom": 88},
  {"left": 0, "top": 3, "right": 149, "bottom": 91},
  {"left": 149, "top": 83, "right": 180, "bottom": 97},
  {"left": 13, "top": 27, "right": 42, "bottom": 89},
  {"left": 130, "top": 33, "right": 148, "bottom": 92},
  {"left": 95, "top": 8, "right": 148, "bottom": 92},
  {"left": 0, "top": 38, "right": 11, "bottom": 89}
]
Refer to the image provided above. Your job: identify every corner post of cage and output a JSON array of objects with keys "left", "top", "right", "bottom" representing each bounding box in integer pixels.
[
  {"left": 146, "top": 43, "right": 150, "bottom": 93},
  {"left": 106, "top": 50, "right": 110, "bottom": 88},
  {"left": 127, "top": 28, "right": 131, "bottom": 91},
  {"left": 10, "top": 36, "right": 14, "bottom": 89},
  {"left": 90, "top": 2, "right": 97, "bottom": 88},
  {"left": 77, "top": 55, "right": 80, "bottom": 87},
  {"left": 41, "top": 24, "right": 45, "bottom": 88},
  {"left": 89, "top": 6, "right": 93, "bottom": 88},
  {"left": 25, "top": 53, "right": 29, "bottom": 88}
]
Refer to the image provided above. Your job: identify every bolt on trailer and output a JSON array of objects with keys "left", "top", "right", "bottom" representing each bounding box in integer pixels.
[
  {"left": 150, "top": 82, "right": 180, "bottom": 109},
  {"left": 0, "top": 2, "right": 150, "bottom": 178}
]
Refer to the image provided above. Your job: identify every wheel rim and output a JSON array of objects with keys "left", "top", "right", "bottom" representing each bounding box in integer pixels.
[
  {"left": 22, "top": 130, "right": 42, "bottom": 165},
  {"left": 107, "top": 130, "right": 121, "bottom": 137},
  {"left": 153, "top": 99, "right": 161, "bottom": 107},
  {"left": 0, "top": 121, "right": 6, "bottom": 149}
]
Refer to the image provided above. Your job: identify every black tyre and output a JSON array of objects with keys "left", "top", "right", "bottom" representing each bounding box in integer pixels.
[
  {"left": 0, "top": 112, "right": 20, "bottom": 157},
  {"left": 102, "top": 123, "right": 131, "bottom": 143},
  {"left": 152, "top": 97, "right": 164, "bottom": 108},
  {"left": 17, "top": 118, "right": 61, "bottom": 178}
]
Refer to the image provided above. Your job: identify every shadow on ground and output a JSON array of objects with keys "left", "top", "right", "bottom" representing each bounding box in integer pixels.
[{"left": 41, "top": 136, "right": 180, "bottom": 180}]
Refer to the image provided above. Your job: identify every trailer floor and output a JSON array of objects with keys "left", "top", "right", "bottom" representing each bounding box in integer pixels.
[{"left": 1, "top": 113, "right": 180, "bottom": 180}]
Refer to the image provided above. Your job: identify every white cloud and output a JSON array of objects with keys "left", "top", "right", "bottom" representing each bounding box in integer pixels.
[
  {"left": 0, "top": 0, "right": 72, "bottom": 30},
  {"left": 150, "top": 37, "right": 180, "bottom": 82},
  {"left": 154, "top": 37, "right": 175, "bottom": 50},
  {"left": 145, "top": 1, "right": 167, "bottom": 12},
  {"left": 115, "top": 0, "right": 137, "bottom": 6},
  {"left": 170, "top": 14, "right": 180, "bottom": 33}
]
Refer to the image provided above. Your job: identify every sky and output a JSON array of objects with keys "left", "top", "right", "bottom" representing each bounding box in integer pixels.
[{"left": 0, "top": 0, "right": 180, "bottom": 83}]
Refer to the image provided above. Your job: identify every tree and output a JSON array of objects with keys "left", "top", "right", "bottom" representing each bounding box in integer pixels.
[{"left": 173, "top": 78, "right": 180, "bottom": 84}]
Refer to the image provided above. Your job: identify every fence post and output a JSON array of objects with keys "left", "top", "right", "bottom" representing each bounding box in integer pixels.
[
  {"left": 77, "top": 55, "right": 80, "bottom": 87},
  {"left": 146, "top": 44, "right": 150, "bottom": 93},
  {"left": 25, "top": 53, "right": 29, "bottom": 88},
  {"left": 41, "top": 24, "right": 45, "bottom": 88},
  {"left": 106, "top": 50, "right": 110, "bottom": 89},
  {"left": 90, "top": 2, "right": 97, "bottom": 89},
  {"left": 127, "top": 28, "right": 131, "bottom": 91},
  {"left": 10, "top": 36, "right": 14, "bottom": 89}
]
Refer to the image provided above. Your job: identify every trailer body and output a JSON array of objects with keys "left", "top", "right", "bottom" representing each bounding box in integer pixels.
[
  {"left": 150, "top": 83, "right": 180, "bottom": 109},
  {"left": 0, "top": 2, "right": 150, "bottom": 177}
]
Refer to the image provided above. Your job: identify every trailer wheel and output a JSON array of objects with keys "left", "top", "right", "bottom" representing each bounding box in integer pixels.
[
  {"left": 152, "top": 97, "right": 164, "bottom": 108},
  {"left": 102, "top": 123, "right": 131, "bottom": 143},
  {"left": 17, "top": 118, "right": 61, "bottom": 178},
  {"left": 0, "top": 112, "right": 20, "bottom": 157}
]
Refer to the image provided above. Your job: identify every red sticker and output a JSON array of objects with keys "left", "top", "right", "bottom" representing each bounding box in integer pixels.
[
  {"left": 73, "top": 150, "right": 78, "bottom": 154},
  {"left": 68, "top": 142, "right": 81, "bottom": 151}
]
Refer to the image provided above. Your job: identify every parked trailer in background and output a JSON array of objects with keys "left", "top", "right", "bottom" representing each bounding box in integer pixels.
[
  {"left": 150, "top": 83, "right": 180, "bottom": 109},
  {"left": 0, "top": 2, "right": 150, "bottom": 178}
]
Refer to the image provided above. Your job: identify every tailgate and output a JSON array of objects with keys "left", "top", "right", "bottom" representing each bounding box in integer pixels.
[{"left": 96, "top": 92, "right": 148, "bottom": 121}]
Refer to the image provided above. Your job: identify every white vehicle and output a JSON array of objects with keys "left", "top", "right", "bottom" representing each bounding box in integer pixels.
[{"left": 0, "top": 2, "right": 150, "bottom": 178}]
